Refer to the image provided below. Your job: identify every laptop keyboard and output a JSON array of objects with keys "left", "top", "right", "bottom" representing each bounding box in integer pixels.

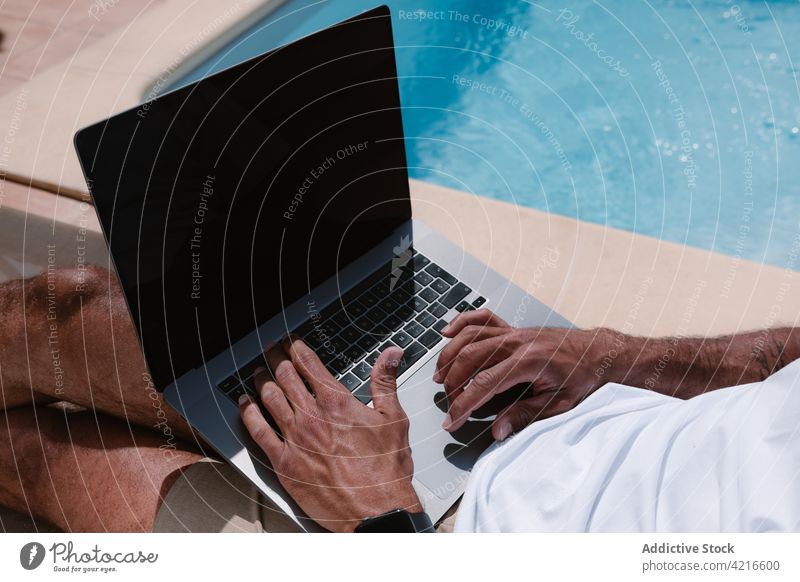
[{"left": 219, "top": 251, "right": 485, "bottom": 406}]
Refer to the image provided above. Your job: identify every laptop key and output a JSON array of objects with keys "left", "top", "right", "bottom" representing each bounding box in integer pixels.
[
  {"left": 383, "top": 314, "right": 403, "bottom": 330},
  {"left": 352, "top": 382, "right": 372, "bottom": 404},
  {"left": 344, "top": 344, "right": 366, "bottom": 363},
  {"left": 427, "top": 302, "right": 448, "bottom": 318},
  {"left": 415, "top": 312, "right": 436, "bottom": 328},
  {"left": 425, "top": 264, "right": 457, "bottom": 285},
  {"left": 321, "top": 320, "right": 340, "bottom": 337},
  {"left": 395, "top": 305, "right": 414, "bottom": 321},
  {"left": 359, "top": 291, "right": 379, "bottom": 309},
  {"left": 366, "top": 351, "right": 380, "bottom": 366},
  {"left": 352, "top": 361, "right": 372, "bottom": 381},
  {"left": 418, "top": 287, "right": 439, "bottom": 303},
  {"left": 440, "top": 282, "right": 472, "bottom": 309},
  {"left": 410, "top": 253, "right": 431, "bottom": 272},
  {"left": 455, "top": 300, "right": 471, "bottom": 312},
  {"left": 399, "top": 341, "right": 428, "bottom": 374},
  {"left": 390, "top": 288, "right": 411, "bottom": 304},
  {"left": 408, "top": 296, "right": 428, "bottom": 312},
  {"left": 379, "top": 340, "right": 397, "bottom": 353},
  {"left": 330, "top": 336, "right": 349, "bottom": 353},
  {"left": 472, "top": 296, "right": 487, "bottom": 309},
  {"left": 339, "top": 325, "right": 361, "bottom": 344},
  {"left": 378, "top": 297, "right": 399, "bottom": 313},
  {"left": 432, "top": 319, "right": 448, "bottom": 334},
  {"left": 418, "top": 329, "right": 442, "bottom": 349},
  {"left": 354, "top": 315, "right": 373, "bottom": 330},
  {"left": 332, "top": 310, "right": 349, "bottom": 327},
  {"left": 404, "top": 321, "right": 425, "bottom": 338},
  {"left": 345, "top": 300, "right": 367, "bottom": 318},
  {"left": 371, "top": 324, "right": 391, "bottom": 340},
  {"left": 339, "top": 373, "right": 360, "bottom": 392},
  {"left": 365, "top": 306, "right": 388, "bottom": 325},
  {"left": 356, "top": 335, "right": 379, "bottom": 352},
  {"left": 328, "top": 354, "right": 351, "bottom": 375},
  {"left": 430, "top": 278, "right": 451, "bottom": 294},
  {"left": 391, "top": 331, "right": 413, "bottom": 348},
  {"left": 414, "top": 271, "right": 434, "bottom": 286},
  {"left": 304, "top": 331, "right": 325, "bottom": 349},
  {"left": 226, "top": 384, "right": 246, "bottom": 402},
  {"left": 219, "top": 375, "right": 240, "bottom": 393}
]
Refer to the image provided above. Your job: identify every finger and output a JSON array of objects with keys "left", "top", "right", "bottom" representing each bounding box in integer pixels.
[
  {"left": 253, "top": 368, "right": 294, "bottom": 432},
  {"left": 282, "top": 335, "right": 348, "bottom": 399},
  {"left": 266, "top": 342, "right": 315, "bottom": 409},
  {"left": 491, "top": 392, "right": 570, "bottom": 441},
  {"left": 369, "top": 346, "right": 405, "bottom": 415},
  {"left": 239, "top": 392, "right": 284, "bottom": 463},
  {"left": 443, "top": 359, "right": 527, "bottom": 432},
  {"left": 434, "top": 326, "right": 507, "bottom": 383},
  {"left": 441, "top": 336, "right": 510, "bottom": 402},
  {"left": 441, "top": 308, "right": 509, "bottom": 337}
]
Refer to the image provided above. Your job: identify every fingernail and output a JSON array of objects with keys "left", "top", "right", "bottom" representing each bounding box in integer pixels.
[
  {"left": 496, "top": 421, "right": 512, "bottom": 441},
  {"left": 441, "top": 324, "right": 451, "bottom": 334},
  {"left": 441, "top": 413, "right": 452, "bottom": 430},
  {"left": 433, "top": 369, "right": 441, "bottom": 382},
  {"left": 254, "top": 366, "right": 266, "bottom": 375},
  {"left": 238, "top": 394, "right": 252, "bottom": 406}
]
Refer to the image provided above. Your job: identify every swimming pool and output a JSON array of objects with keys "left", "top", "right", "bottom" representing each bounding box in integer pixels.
[{"left": 167, "top": 0, "right": 800, "bottom": 268}]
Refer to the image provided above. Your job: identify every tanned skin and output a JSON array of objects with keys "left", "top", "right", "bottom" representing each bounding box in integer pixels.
[{"left": 1, "top": 267, "right": 797, "bottom": 531}]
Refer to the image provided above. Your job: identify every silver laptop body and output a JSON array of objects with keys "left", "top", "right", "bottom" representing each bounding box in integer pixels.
[{"left": 75, "top": 5, "right": 572, "bottom": 532}]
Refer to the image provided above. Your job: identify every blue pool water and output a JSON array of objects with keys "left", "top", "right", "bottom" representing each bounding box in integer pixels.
[{"left": 167, "top": 1, "right": 800, "bottom": 268}]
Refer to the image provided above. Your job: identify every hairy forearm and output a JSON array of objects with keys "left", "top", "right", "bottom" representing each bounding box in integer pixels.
[{"left": 601, "top": 328, "right": 800, "bottom": 399}]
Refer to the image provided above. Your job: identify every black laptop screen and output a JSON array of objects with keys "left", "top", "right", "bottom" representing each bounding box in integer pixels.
[{"left": 74, "top": 7, "right": 410, "bottom": 390}]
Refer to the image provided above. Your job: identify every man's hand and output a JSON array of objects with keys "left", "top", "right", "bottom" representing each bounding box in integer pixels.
[
  {"left": 239, "top": 337, "right": 422, "bottom": 532},
  {"left": 434, "top": 309, "right": 611, "bottom": 441}
]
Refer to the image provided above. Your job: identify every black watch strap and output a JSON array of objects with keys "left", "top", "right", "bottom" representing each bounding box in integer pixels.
[{"left": 354, "top": 508, "right": 434, "bottom": 533}]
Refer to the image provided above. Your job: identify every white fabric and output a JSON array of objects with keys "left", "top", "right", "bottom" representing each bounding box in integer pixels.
[{"left": 454, "top": 360, "right": 800, "bottom": 532}]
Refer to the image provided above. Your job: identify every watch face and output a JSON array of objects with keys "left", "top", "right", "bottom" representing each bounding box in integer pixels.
[{"left": 356, "top": 510, "right": 416, "bottom": 533}]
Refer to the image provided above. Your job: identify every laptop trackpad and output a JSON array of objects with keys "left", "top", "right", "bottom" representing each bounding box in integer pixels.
[{"left": 397, "top": 356, "right": 494, "bottom": 499}]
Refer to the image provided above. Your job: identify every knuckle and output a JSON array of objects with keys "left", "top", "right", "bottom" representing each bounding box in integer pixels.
[
  {"left": 250, "top": 424, "right": 271, "bottom": 445},
  {"left": 273, "top": 362, "right": 295, "bottom": 384},
  {"left": 293, "top": 347, "right": 318, "bottom": 368},
  {"left": 472, "top": 369, "right": 497, "bottom": 392},
  {"left": 395, "top": 415, "right": 410, "bottom": 432},
  {"left": 372, "top": 372, "right": 395, "bottom": 389},
  {"left": 454, "top": 345, "right": 475, "bottom": 364},
  {"left": 464, "top": 324, "right": 481, "bottom": 336},
  {"left": 260, "top": 384, "right": 280, "bottom": 405},
  {"left": 514, "top": 405, "right": 534, "bottom": 426}
]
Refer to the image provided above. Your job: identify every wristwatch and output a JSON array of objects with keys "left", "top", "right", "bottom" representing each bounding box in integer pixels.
[{"left": 354, "top": 508, "right": 434, "bottom": 533}]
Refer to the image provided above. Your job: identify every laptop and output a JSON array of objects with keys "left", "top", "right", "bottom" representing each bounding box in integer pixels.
[{"left": 73, "top": 5, "right": 572, "bottom": 531}]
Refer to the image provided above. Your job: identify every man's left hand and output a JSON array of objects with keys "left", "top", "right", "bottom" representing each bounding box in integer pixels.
[{"left": 240, "top": 337, "right": 422, "bottom": 532}]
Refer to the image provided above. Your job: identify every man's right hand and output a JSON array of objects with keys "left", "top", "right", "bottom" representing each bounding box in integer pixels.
[{"left": 433, "top": 309, "right": 622, "bottom": 441}]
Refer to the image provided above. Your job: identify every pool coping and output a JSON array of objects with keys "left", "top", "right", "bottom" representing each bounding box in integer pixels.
[
  {"left": 0, "top": 0, "right": 797, "bottom": 339},
  {"left": 0, "top": 0, "right": 285, "bottom": 199}
]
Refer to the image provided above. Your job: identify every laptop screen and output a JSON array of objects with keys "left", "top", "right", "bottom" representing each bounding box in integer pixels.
[{"left": 74, "top": 6, "right": 410, "bottom": 391}]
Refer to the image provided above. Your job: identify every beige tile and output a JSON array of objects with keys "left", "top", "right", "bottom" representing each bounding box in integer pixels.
[
  {"left": 4, "top": 28, "right": 96, "bottom": 80},
  {"left": 0, "top": 73, "right": 24, "bottom": 96},
  {"left": 410, "top": 179, "right": 800, "bottom": 338},
  {"left": 0, "top": 180, "right": 100, "bottom": 233},
  {"left": 0, "top": 17, "right": 61, "bottom": 70}
]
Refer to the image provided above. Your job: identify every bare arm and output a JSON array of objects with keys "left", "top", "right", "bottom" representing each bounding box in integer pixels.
[
  {"left": 609, "top": 327, "right": 800, "bottom": 399},
  {"left": 434, "top": 309, "right": 800, "bottom": 440}
]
